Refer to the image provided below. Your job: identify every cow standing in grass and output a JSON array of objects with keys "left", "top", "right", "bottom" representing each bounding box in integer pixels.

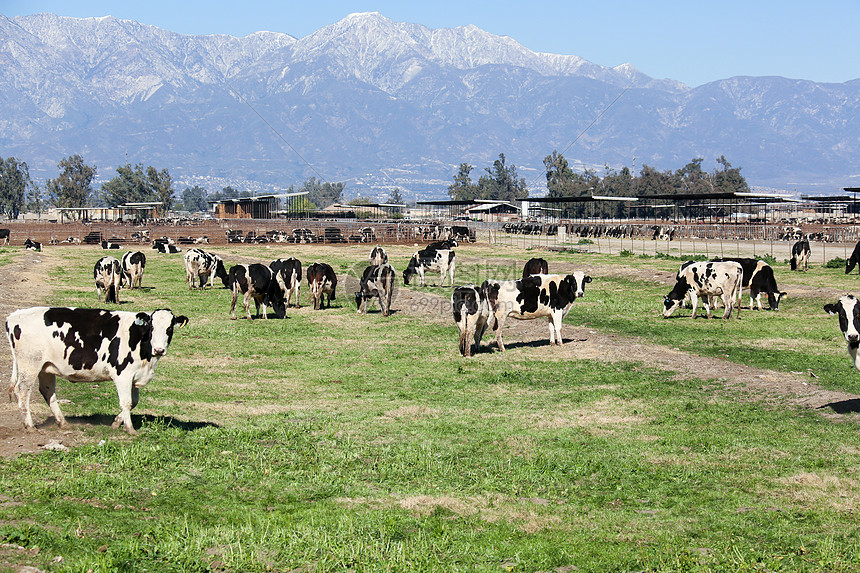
[
  {"left": 121, "top": 251, "right": 147, "bottom": 289},
  {"left": 271, "top": 258, "right": 302, "bottom": 308},
  {"left": 452, "top": 284, "right": 491, "bottom": 357},
  {"left": 663, "top": 261, "right": 743, "bottom": 320},
  {"left": 307, "top": 262, "right": 337, "bottom": 310},
  {"left": 94, "top": 256, "right": 123, "bottom": 304}
]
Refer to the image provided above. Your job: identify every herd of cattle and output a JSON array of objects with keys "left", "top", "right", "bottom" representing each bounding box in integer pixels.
[{"left": 6, "top": 234, "right": 860, "bottom": 435}]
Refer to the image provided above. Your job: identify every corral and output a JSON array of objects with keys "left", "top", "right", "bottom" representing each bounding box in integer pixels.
[{"left": 1, "top": 239, "right": 859, "bottom": 571}]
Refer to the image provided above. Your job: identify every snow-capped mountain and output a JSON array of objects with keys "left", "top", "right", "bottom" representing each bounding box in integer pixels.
[{"left": 1, "top": 11, "right": 858, "bottom": 198}]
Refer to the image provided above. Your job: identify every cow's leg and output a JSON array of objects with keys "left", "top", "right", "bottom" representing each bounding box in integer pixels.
[
  {"left": 11, "top": 362, "right": 38, "bottom": 430},
  {"left": 38, "top": 371, "right": 66, "bottom": 428},
  {"left": 243, "top": 291, "right": 254, "bottom": 319},
  {"left": 474, "top": 316, "right": 488, "bottom": 354},
  {"left": 493, "top": 313, "right": 506, "bottom": 352},
  {"left": 552, "top": 313, "right": 564, "bottom": 346},
  {"left": 230, "top": 286, "right": 239, "bottom": 319},
  {"left": 111, "top": 377, "right": 138, "bottom": 434},
  {"left": 689, "top": 292, "right": 700, "bottom": 319},
  {"left": 312, "top": 283, "right": 320, "bottom": 310}
]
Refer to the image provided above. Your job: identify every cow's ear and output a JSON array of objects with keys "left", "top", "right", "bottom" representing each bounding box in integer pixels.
[
  {"left": 824, "top": 303, "right": 838, "bottom": 315},
  {"left": 583, "top": 275, "right": 592, "bottom": 283},
  {"left": 134, "top": 313, "right": 150, "bottom": 327},
  {"left": 173, "top": 315, "right": 189, "bottom": 328}
]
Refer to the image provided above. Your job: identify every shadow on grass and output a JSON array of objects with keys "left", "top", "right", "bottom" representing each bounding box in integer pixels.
[
  {"left": 819, "top": 399, "right": 860, "bottom": 414},
  {"left": 67, "top": 413, "right": 219, "bottom": 432}
]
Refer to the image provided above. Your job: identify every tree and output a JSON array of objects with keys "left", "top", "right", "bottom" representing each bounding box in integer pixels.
[
  {"left": 147, "top": 166, "right": 174, "bottom": 211},
  {"left": 447, "top": 163, "right": 478, "bottom": 201},
  {"left": 181, "top": 185, "right": 209, "bottom": 212},
  {"left": 302, "top": 177, "right": 343, "bottom": 208},
  {"left": 543, "top": 151, "right": 597, "bottom": 199},
  {"left": 388, "top": 188, "right": 404, "bottom": 205},
  {"left": 101, "top": 163, "right": 151, "bottom": 207},
  {"left": 46, "top": 154, "right": 96, "bottom": 211},
  {"left": 0, "top": 157, "right": 32, "bottom": 219},
  {"left": 28, "top": 182, "right": 45, "bottom": 217},
  {"left": 477, "top": 154, "right": 528, "bottom": 201}
]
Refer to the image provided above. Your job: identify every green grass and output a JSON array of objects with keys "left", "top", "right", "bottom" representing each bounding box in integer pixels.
[{"left": 1, "top": 245, "right": 859, "bottom": 572}]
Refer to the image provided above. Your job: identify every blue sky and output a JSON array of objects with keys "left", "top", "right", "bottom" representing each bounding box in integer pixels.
[{"left": 3, "top": 0, "right": 859, "bottom": 87}]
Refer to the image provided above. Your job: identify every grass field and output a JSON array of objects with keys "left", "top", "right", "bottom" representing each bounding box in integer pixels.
[{"left": 1, "top": 244, "right": 859, "bottom": 572}]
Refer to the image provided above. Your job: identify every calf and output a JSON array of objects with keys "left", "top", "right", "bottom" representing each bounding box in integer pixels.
[
  {"left": 121, "top": 251, "right": 146, "bottom": 289},
  {"left": 0, "top": 228, "right": 9, "bottom": 245},
  {"left": 152, "top": 238, "right": 181, "bottom": 254},
  {"left": 355, "top": 263, "right": 396, "bottom": 316},
  {"left": 228, "top": 264, "right": 286, "bottom": 319},
  {"left": 369, "top": 246, "right": 388, "bottom": 266},
  {"left": 713, "top": 257, "right": 786, "bottom": 310},
  {"left": 403, "top": 248, "right": 455, "bottom": 287},
  {"left": 846, "top": 241, "right": 860, "bottom": 274},
  {"left": 5, "top": 307, "right": 188, "bottom": 434},
  {"left": 24, "top": 238, "right": 41, "bottom": 252},
  {"left": 184, "top": 248, "right": 228, "bottom": 289},
  {"left": 824, "top": 295, "right": 860, "bottom": 372},
  {"left": 663, "top": 261, "right": 742, "bottom": 319},
  {"left": 790, "top": 239, "right": 810, "bottom": 271},
  {"left": 483, "top": 272, "right": 591, "bottom": 351},
  {"left": 94, "top": 256, "right": 123, "bottom": 304},
  {"left": 306, "top": 262, "right": 338, "bottom": 310},
  {"left": 452, "top": 284, "right": 491, "bottom": 357},
  {"left": 270, "top": 257, "right": 302, "bottom": 308},
  {"left": 101, "top": 240, "right": 121, "bottom": 250},
  {"left": 522, "top": 257, "right": 549, "bottom": 278}
]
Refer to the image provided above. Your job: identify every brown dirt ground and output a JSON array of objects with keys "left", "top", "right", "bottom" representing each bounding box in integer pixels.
[{"left": 1, "top": 249, "right": 857, "bottom": 460}]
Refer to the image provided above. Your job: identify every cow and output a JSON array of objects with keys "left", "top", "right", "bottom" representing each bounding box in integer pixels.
[
  {"left": 121, "top": 251, "right": 147, "bottom": 289},
  {"left": 270, "top": 257, "right": 302, "bottom": 308},
  {"left": 710, "top": 257, "right": 786, "bottom": 310},
  {"left": 24, "top": 238, "right": 41, "bottom": 252},
  {"left": 369, "top": 246, "right": 388, "bottom": 266},
  {"left": 154, "top": 242, "right": 181, "bottom": 254},
  {"left": 101, "top": 240, "right": 121, "bottom": 250},
  {"left": 482, "top": 272, "right": 591, "bottom": 352},
  {"left": 0, "top": 228, "right": 9, "bottom": 245},
  {"left": 403, "top": 248, "right": 455, "bottom": 287},
  {"left": 5, "top": 307, "right": 188, "bottom": 434},
  {"left": 355, "top": 263, "right": 396, "bottom": 316},
  {"left": 663, "top": 261, "right": 743, "bottom": 320},
  {"left": 845, "top": 241, "right": 860, "bottom": 274},
  {"left": 426, "top": 239, "right": 458, "bottom": 250},
  {"left": 790, "top": 239, "right": 810, "bottom": 271},
  {"left": 306, "top": 262, "right": 337, "bottom": 310},
  {"left": 522, "top": 257, "right": 549, "bottom": 279},
  {"left": 824, "top": 295, "right": 860, "bottom": 372},
  {"left": 227, "top": 264, "right": 286, "bottom": 320},
  {"left": 452, "top": 284, "right": 491, "bottom": 357},
  {"left": 184, "top": 248, "right": 228, "bottom": 290},
  {"left": 94, "top": 256, "right": 123, "bottom": 304}
]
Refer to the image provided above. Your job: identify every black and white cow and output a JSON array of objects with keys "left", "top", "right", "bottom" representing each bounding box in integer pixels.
[
  {"left": 306, "top": 262, "right": 338, "bottom": 310},
  {"left": 403, "top": 248, "right": 455, "bottom": 287},
  {"left": 94, "top": 256, "right": 123, "bottom": 304},
  {"left": 713, "top": 257, "right": 786, "bottom": 310},
  {"left": 522, "top": 257, "right": 549, "bottom": 279},
  {"left": 452, "top": 284, "right": 491, "bottom": 357},
  {"left": 824, "top": 295, "right": 860, "bottom": 372},
  {"left": 152, "top": 238, "right": 181, "bottom": 254},
  {"left": 101, "top": 240, "right": 121, "bottom": 250},
  {"left": 355, "top": 263, "right": 396, "bottom": 316},
  {"left": 24, "top": 238, "right": 41, "bottom": 252},
  {"left": 369, "top": 246, "right": 388, "bottom": 266},
  {"left": 482, "top": 272, "right": 591, "bottom": 352},
  {"left": 0, "top": 228, "right": 10, "bottom": 245},
  {"left": 227, "top": 264, "right": 286, "bottom": 319},
  {"left": 270, "top": 257, "right": 302, "bottom": 308},
  {"left": 663, "top": 261, "right": 743, "bottom": 319},
  {"left": 121, "top": 251, "right": 147, "bottom": 289},
  {"left": 790, "top": 239, "right": 810, "bottom": 271},
  {"left": 845, "top": 241, "right": 860, "bottom": 275},
  {"left": 5, "top": 306, "right": 188, "bottom": 434},
  {"left": 184, "top": 248, "right": 228, "bottom": 289},
  {"left": 426, "top": 239, "right": 458, "bottom": 250}
]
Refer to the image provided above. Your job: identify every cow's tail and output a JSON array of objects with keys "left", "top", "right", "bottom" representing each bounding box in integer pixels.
[
  {"left": 107, "top": 283, "right": 117, "bottom": 304},
  {"left": 790, "top": 256, "right": 797, "bottom": 271},
  {"left": 6, "top": 322, "right": 18, "bottom": 401}
]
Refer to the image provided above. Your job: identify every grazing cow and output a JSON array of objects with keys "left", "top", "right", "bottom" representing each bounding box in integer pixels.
[
  {"left": 184, "top": 248, "right": 228, "bottom": 289},
  {"left": 845, "top": 241, "right": 860, "bottom": 274},
  {"left": 101, "top": 240, "right": 121, "bottom": 250},
  {"left": 94, "top": 256, "right": 123, "bottom": 304},
  {"left": 712, "top": 257, "right": 786, "bottom": 310},
  {"left": 306, "top": 262, "right": 337, "bottom": 310},
  {"left": 522, "top": 257, "right": 549, "bottom": 279},
  {"left": 270, "top": 257, "right": 302, "bottom": 308},
  {"left": 5, "top": 306, "right": 188, "bottom": 434},
  {"left": 369, "top": 246, "right": 388, "bottom": 266},
  {"left": 121, "top": 251, "right": 147, "bottom": 289},
  {"left": 482, "top": 272, "right": 591, "bottom": 351},
  {"left": 24, "top": 238, "right": 41, "bottom": 252},
  {"left": 790, "top": 239, "right": 810, "bottom": 271},
  {"left": 0, "top": 228, "right": 9, "bottom": 245},
  {"left": 663, "top": 261, "right": 743, "bottom": 320},
  {"left": 824, "top": 295, "right": 860, "bottom": 372},
  {"left": 452, "top": 284, "right": 491, "bottom": 357},
  {"left": 227, "top": 264, "right": 286, "bottom": 320},
  {"left": 355, "top": 263, "right": 396, "bottom": 316},
  {"left": 403, "top": 248, "right": 456, "bottom": 287}
]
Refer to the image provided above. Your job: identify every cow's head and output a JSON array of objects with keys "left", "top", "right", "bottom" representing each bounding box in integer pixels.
[
  {"left": 824, "top": 295, "right": 860, "bottom": 348},
  {"left": 135, "top": 309, "right": 189, "bottom": 358},
  {"left": 570, "top": 271, "right": 592, "bottom": 299},
  {"left": 662, "top": 277, "right": 690, "bottom": 318},
  {"left": 767, "top": 291, "right": 788, "bottom": 311},
  {"left": 402, "top": 255, "right": 418, "bottom": 285},
  {"left": 846, "top": 257, "right": 858, "bottom": 275},
  {"left": 215, "top": 258, "right": 230, "bottom": 287}
]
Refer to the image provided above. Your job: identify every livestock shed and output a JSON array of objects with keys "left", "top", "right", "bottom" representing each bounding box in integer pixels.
[
  {"left": 634, "top": 191, "right": 799, "bottom": 223},
  {"left": 211, "top": 191, "right": 310, "bottom": 219}
]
